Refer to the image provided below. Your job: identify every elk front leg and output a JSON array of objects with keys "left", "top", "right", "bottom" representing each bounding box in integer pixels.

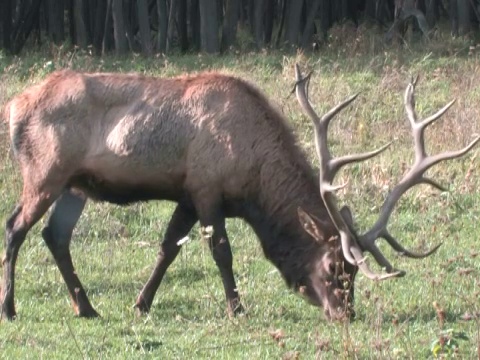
[
  {"left": 41, "top": 190, "right": 99, "bottom": 318},
  {"left": 135, "top": 200, "right": 197, "bottom": 314},
  {"left": 207, "top": 224, "right": 243, "bottom": 317},
  {"left": 194, "top": 196, "right": 243, "bottom": 317}
]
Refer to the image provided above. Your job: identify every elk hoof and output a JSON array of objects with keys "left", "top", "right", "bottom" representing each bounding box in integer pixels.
[
  {"left": 76, "top": 307, "right": 100, "bottom": 318},
  {"left": 227, "top": 298, "right": 244, "bottom": 318},
  {"left": 133, "top": 301, "right": 151, "bottom": 316},
  {"left": 1, "top": 309, "right": 17, "bottom": 321},
  {"left": 1, "top": 299, "right": 17, "bottom": 321},
  {"left": 134, "top": 306, "right": 149, "bottom": 317},
  {"left": 348, "top": 309, "right": 356, "bottom": 321}
]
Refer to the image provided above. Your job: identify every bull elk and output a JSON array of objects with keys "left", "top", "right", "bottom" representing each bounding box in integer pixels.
[{"left": 1, "top": 66, "right": 478, "bottom": 322}]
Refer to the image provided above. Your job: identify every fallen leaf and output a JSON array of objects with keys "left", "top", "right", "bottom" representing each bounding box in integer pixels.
[{"left": 269, "top": 328, "right": 285, "bottom": 342}]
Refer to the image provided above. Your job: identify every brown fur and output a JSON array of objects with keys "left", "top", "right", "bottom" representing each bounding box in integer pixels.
[{"left": 2, "top": 70, "right": 351, "bottom": 321}]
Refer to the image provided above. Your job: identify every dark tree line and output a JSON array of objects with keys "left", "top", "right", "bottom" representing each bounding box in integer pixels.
[{"left": 1, "top": 0, "right": 479, "bottom": 55}]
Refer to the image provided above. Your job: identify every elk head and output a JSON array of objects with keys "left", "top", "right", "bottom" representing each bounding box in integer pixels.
[{"left": 294, "top": 65, "right": 480, "bottom": 321}]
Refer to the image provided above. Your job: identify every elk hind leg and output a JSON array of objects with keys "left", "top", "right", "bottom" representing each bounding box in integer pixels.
[
  {"left": 41, "top": 190, "right": 99, "bottom": 318},
  {"left": 135, "top": 200, "right": 197, "bottom": 314},
  {"left": 1, "top": 186, "right": 61, "bottom": 320}
]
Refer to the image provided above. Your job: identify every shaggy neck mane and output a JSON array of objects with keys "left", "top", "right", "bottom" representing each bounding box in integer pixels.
[
  {"left": 245, "top": 153, "right": 334, "bottom": 288},
  {"left": 235, "top": 81, "right": 335, "bottom": 288}
]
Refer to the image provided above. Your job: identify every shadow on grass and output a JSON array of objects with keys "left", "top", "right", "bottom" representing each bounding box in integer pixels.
[
  {"left": 355, "top": 309, "right": 463, "bottom": 325},
  {"left": 29, "top": 266, "right": 208, "bottom": 296},
  {"left": 148, "top": 297, "right": 228, "bottom": 321},
  {"left": 162, "top": 267, "right": 207, "bottom": 284},
  {"left": 127, "top": 339, "right": 164, "bottom": 352},
  {"left": 387, "top": 309, "right": 464, "bottom": 324}
]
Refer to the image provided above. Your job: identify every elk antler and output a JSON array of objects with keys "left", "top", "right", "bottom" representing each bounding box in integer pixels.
[
  {"left": 295, "top": 64, "right": 480, "bottom": 280},
  {"left": 357, "top": 78, "right": 480, "bottom": 273},
  {"left": 294, "top": 65, "right": 397, "bottom": 280}
]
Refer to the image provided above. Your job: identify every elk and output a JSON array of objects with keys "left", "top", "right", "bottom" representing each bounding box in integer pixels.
[{"left": 1, "top": 67, "right": 478, "bottom": 322}]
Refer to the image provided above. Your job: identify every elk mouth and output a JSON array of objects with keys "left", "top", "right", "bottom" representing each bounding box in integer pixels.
[
  {"left": 321, "top": 288, "right": 354, "bottom": 322},
  {"left": 299, "top": 277, "right": 354, "bottom": 322},
  {"left": 322, "top": 295, "right": 356, "bottom": 322},
  {"left": 323, "top": 305, "right": 349, "bottom": 321}
]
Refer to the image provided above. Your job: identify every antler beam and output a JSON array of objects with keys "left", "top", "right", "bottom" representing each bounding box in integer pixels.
[{"left": 295, "top": 65, "right": 399, "bottom": 280}]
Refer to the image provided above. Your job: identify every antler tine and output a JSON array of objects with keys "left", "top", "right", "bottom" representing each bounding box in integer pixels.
[
  {"left": 405, "top": 82, "right": 457, "bottom": 160},
  {"left": 321, "top": 93, "right": 360, "bottom": 128},
  {"left": 331, "top": 142, "right": 392, "bottom": 174},
  {"left": 423, "top": 136, "right": 480, "bottom": 169},
  {"left": 381, "top": 231, "right": 442, "bottom": 258},
  {"left": 359, "top": 78, "right": 479, "bottom": 268},
  {"left": 350, "top": 247, "right": 404, "bottom": 280},
  {"left": 295, "top": 64, "right": 320, "bottom": 126},
  {"left": 407, "top": 77, "right": 479, "bottom": 182},
  {"left": 420, "top": 99, "right": 456, "bottom": 130},
  {"left": 295, "top": 64, "right": 359, "bottom": 136},
  {"left": 295, "top": 64, "right": 395, "bottom": 278}
]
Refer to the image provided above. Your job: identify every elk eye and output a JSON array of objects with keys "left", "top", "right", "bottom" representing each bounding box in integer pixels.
[{"left": 328, "top": 262, "right": 336, "bottom": 275}]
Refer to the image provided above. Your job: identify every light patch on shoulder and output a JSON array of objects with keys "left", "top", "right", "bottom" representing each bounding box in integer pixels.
[{"left": 106, "top": 114, "right": 140, "bottom": 156}]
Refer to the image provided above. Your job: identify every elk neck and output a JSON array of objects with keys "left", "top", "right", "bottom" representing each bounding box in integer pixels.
[{"left": 239, "top": 144, "right": 336, "bottom": 289}]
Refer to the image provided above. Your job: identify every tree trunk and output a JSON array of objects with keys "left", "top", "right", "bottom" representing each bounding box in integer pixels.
[
  {"left": 199, "top": 0, "right": 219, "bottom": 53},
  {"left": 319, "top": 0, "right": 330, "bottom": 41},
  {"left": 47, "top": 0, "right": 65, "bottom": 44},
  {"left": 85, "top": 0, "right": 95, "bottom": 43},
  {"left": 386, "top": 1, "right": 430, "bottom": 42},
  {"left": 124, "top": 1, "right": 137, "bottom": 52},
  {"left": 177, "top": 0, "right": 189, "bottom": 51},
  {"left": 248, "top": 0, "right": 255, "bottom": 35},
  {"left": 11, "top": 0, "right": 43, "bottom": 54},
  {"left": 93, "top": 0, "right": 107, "bottom": 54},
  {"left": 103, "top": 0, "right": 114, "bottom": 53},
  {"left": 457, "top": 0, "right": 471, "bottom": 35},
  {"left": 157, "top": 0, "right": 168, "bottom": 53},
  {"left": 112, "top": 0, "right": 128, "bottom": 54},
  {"left": 221, "top": 0, "right": 240, "bottom": 50},
  {"left": 190, "top": 0, "right": 201, "bottom": 50},
  {"left": 2, "top": 0, "right": 12, "bottom": 52},
  {"left": 254, "top": 0, "right": 266, "bottom": 48},
  {"left": 137, "top": 0, "right": 152, "bottom": 55},
  {"left": 381, "top": 0, "right": 395, "bottom": 23},
  {"left": 301, "top": 0, "right": 321, "bottom": 48},
  {"left": 450, "top": 0, "right": 459, "bottom": 36},
  {"left": 276, "top": 0, "right": 287, "bottom": 46},
  {"left": 32, "top": 5, "right": 41, "bottom": 47},
  {"left": 264, "top": 0, "right": 275, "bottom": 44},
  {"left": 14, "top": 0, "right": 27, "bottom": 28},
  {"left": 364, "top": 0, "right": 377, "bottom": 20},
  {"left": 341, "top": 0, "right": 349, "bottom": 20},
  {"left": 73, "top": 0, "right": 88, "bottom": 48},
  {"left": 67, "top": 0, "right": 75, "bottom": 45},
  {"left": 284, "top": 0, "right": 304, "bottom": 47},
  {"left": 425, "top": 0, "right": 438, "bottom": 28},
  {"left": 166, "top": 0, "right": 178, "bottom": 52}
]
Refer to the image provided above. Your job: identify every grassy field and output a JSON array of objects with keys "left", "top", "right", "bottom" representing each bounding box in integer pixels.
[{"left": 0, "top": 32, "right": 479, "bottom": 359}]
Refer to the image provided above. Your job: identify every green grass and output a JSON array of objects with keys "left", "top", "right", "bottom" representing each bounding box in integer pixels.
[{"left": 0, "top": 37, "right": 480, "bottom": 359}]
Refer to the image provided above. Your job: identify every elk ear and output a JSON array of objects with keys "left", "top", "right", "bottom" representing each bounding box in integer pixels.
[{"left": 298, "top": 207, "right": 325, "bottom": 242}]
